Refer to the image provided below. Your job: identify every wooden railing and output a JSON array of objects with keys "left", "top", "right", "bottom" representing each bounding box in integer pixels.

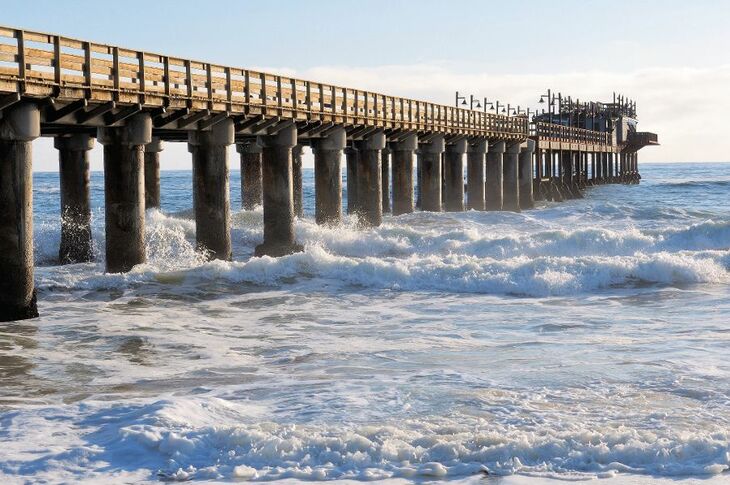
[
  {"left": 532, "top": 121, "right": 612, "bottom": 145},
  {"left": 0, "top": 26, "right": 527, "bottom": 139}
]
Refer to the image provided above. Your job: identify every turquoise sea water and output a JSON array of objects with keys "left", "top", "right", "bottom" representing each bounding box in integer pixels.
[{"left": 1, "top": 162, "right": 729, "bottom": 483}]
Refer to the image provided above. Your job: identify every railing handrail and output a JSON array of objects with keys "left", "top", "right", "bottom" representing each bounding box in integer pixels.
[
  {"left": 0, "top": 25, "right": 528, "bottom": 139},
  {"left": 531, "top": 121, "right": 612, "bottom": 145}
]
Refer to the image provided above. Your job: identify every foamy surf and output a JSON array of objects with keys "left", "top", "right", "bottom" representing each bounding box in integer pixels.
[
  {"left": 4, "top": 163, "right": 730, "bottom": 483},
  {"left": 33, "top": 207, "right": 730, "bottom": 297},
  {"left": 1, "top": 393, "right": 728, "bottom": 483}
]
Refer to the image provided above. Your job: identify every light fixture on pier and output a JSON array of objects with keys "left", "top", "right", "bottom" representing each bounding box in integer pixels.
[{"left": 455, "top": 91, "right": 486, "bottom": 110}]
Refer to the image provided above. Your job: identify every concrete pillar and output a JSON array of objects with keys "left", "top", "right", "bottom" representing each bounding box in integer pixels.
[
  {"left": 629, "top": 152, "right": 639, "bottom": 183},
  {"left": 502, "top": 142, "right": 521, "bottom": 212},
  {"left": 609, "top": 152, "right": 616, "bottom": 181},
  {"left": 619, "top": 153, "right": 624, "bottom": 182},
  {"left": 418, "top": 135, "right": 445, "bottom": 212},
  {"left": 381, "top": 146, "right": 391, "bottom": 214},
  {"left": 98, "top": 112, "right": 151, "bottom": 273},
  {"left": 415, "top": 152, "right": 422, "bottom": 210},
  {"left": 466, "top": 138, "right": 487, "bottom": 210},
  {"left": 444, "top": 138, "right": 467, "bottom": 212},
  {"left": 144, "top": 137, "right": 163, "bottom": 209},
  {"left": 550, "top": 151, "right": 564, "bottom": 202},
  {"left": 188, "top": 118, "right": 234, "bottom": 261},
  {"left": 519, "top": 139, "right": 536, "bottom": 210},
  {"left": 626, "top": 153, "right": 632, "bottom": 182},
  {"left": 353, "top": 130, "right": 386, "bottom": 227},
  {"left": 256, "top": 124, "right": 302, "bottom": 257},
  {"left": 602, "top": 152, "right": 609, "bottom": 184},
  {"left": 55, "top": 133, "right": 94, "bottom": 264},
  {"left": 237, "top": 140, "right": 263, "bottom": 210},
  {"left": 440, "top": 154, "right": 446, "bottom": 208},
  {"left": 560, "top": 151, "right": 575, "bottom": 197},
  {"left": 485, "top": 141, "right": 505, "bottom": 211},
  {"left": 292, "top": 144, "right": 303, "bottom": 217},
  {"left": 311, "top": 127, "right": 346, "bottom": 226},
  {"left": 390, "top": 133, "right": 417, "bottom": 216},
  {"left": 533, "top": 148, "right": 543, "bottom": 202},
  {"left": 0, "top": 102, "right": 40, "bottom": 322},
  {"left": 345, "top": 146, "right": 357, "bottom": 214},
  {"left": 590, "top": 152, "right": 597, "bottom": 184}
]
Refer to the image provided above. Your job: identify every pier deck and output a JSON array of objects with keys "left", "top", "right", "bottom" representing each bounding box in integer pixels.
[{"left": 0, "top": 25, "right": 657, "bottom": 321}]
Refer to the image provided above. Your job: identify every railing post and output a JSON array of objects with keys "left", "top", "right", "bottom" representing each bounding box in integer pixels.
[
  {"left": 163, "top": 56, "right": 170, "bottom": 100},
  {"left": 225, "top": 66, "right": 232, "bottom": 112},
  {"left": 112, "top": 47, "right": 120, "bottom": 101},
  {"left": 53, "top": 35, "right": 62, "bottom": 89},
  {"left": 185, "top": 60, "right": 193, "bottom": 107},
  {"left": 83, "top": 41, "right": 92, "bottom": 99},
  {"left": 16, "top": 30, "right": 26, "bottom": 94},
  {"left": 137, "top": 51, "right": 146, "bottom": 104}
]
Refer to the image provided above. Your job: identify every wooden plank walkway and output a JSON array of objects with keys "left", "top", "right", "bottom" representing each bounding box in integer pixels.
[{"left": 0, "top": 25, "right": 528, "bottom": 140}]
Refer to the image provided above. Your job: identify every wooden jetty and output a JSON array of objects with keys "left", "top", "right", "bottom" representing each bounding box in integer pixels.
[{"left": 0, "top": 26, "right": 658, "bottom": 321}]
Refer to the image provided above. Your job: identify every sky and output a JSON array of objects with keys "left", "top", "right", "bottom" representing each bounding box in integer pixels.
[{"left": 4, "top": 0, "right": 730, "bottom": 171}]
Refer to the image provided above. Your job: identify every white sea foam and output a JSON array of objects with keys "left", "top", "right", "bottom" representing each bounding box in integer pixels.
[
  {"left": 33, "top": 209, "right": 730, "bottom": 296},
  {"left": 1, "top": 395, "right": 728, "bottom": 483},
  {"left": 9, "top": 166, "right": 730, "bottom": 483}
]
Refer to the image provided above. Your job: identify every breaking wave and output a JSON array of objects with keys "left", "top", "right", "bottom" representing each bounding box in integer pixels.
[{"left": 33, "top": 209, "right": 730, "bottom": 297}]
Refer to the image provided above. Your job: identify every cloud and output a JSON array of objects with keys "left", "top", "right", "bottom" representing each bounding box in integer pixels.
[
  {"left": 32, "top": 64, "right": 729, "bottom": 172},
  {"left": 295, "top": 63, "right": 730, "bottom": 163}
]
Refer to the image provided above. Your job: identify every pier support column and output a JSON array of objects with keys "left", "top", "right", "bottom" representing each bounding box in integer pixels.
[
  {"left": 466, "top": 138, "right": 487, "bottom": 210},
  {"left": 256, "top": 124, "right": 303, "bottom": 257},
  {"left": 560, "top": 151, "right": 576, "bottom": 198},
  {"left": 617, "top": 153, "right": 624, "bottom": 183},
  {"left": 292, "top": 144, "right": 304, "bottom": 218},
  {"left": 441, "top": 154, "right": 446, "bottom": 207},
  {"left": 626, "top": 153, "right": 632, "bottom": 182},
  {"left": 237, "top": 140, "right": 263, "bottom": 210},
  {"left": 189, "top": 118, "right": 234, "bottom": 261},
  {"left": 444, "top": 138, "right": 467, "bottom": 212},
  {"left": 486, "top": 141, "right": 505, "bottom": 211},
  {"left": 0, "top": 102, "right": 40, "bottom": 322},
  {"left": 353, "top": 130, "right": 386, "bottom": 227},
  {"left": 551, "top": 151, "right": 564, "bottom": 201},
  {"left": 610, "top": 152, "right": 616, "bottom": 182},
  {"left": 55, "top": 133, "right": 94, "bottom": 264},
  {"left": 418, "top": 135, "right": 445, "bottom": 212},
  {"left": 311, "top": 127, "right": 346, "bottom": 225},
  {"left": 534, "top": 148, "right": 544, "bottom": 202},
  {"left": 98, "top": 112, "right": 151, "bottom": 273},
  {"left": 590, "top": 152, "right": 597, "bottom": 185},
  {"left": 381, "top": 146, "right": 391, "bottom": 214},
  {"left": 416, "top": 152, "right": 422, "bottom": 210},
  {"left": 502, "top": 142, "right": 521, "bottom": 212},
  {"left": 390, "top": 133, "right": 417, "bottom": 216},
  {"left": 519, "top": 139, "right": 536, "bottom": 210},
  {"left": 144, "top": 137, "right": 163, "bottom": 209},
  {"left": 346, "top": 146, "right": 358, "bottom": 214},
  {"left": 602, "top": 152, "right": 609, "bottom": 184}
]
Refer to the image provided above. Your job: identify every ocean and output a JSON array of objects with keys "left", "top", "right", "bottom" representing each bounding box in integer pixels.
[{"left": 0, "top": 162, "right": 729, "bottom": 483}]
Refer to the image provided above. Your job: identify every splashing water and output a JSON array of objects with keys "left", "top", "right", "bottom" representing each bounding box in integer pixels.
[{"left": 1, "top": 163, "right": 729, "bottom": 483}]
